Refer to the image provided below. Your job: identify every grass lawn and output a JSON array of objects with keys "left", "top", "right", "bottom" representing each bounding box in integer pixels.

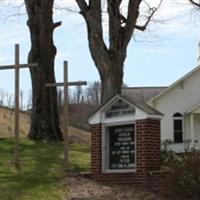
[{"left": 0, "top": 138, "right": 91, "bottom": 200}]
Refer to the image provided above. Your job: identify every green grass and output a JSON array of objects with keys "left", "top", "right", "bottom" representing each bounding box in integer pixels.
[
  {"left": 70, "top": 143, "right": 91, "bottom": 172},
  {"left": 0, "top": 138, "right": 91, "bottom": 200}
]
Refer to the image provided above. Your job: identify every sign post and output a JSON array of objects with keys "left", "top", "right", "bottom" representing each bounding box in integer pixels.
[
  {"left": 46, "top": 61, "right": 87, "bottom": 171},
  {"left": 0, "top": 44, "right": 38, "bottom": 169}
]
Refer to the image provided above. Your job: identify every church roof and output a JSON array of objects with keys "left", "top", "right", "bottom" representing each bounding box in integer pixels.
[
  {"left": 119, "top": 94, "right": 163, "bottom": 116},
  {"left": 88, "top": 93, "right": 163, "bottom": 124},
  {"left": 122, "top": 87, "right": 167, "bottom": 103}
]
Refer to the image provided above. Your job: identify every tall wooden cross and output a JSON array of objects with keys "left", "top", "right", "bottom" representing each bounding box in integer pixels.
[
  {"left": 46, "top": 61, "right": 87, "bottom": 171},
  {"left": 0, "top": 44, "right": 38, "bottom": 169}
]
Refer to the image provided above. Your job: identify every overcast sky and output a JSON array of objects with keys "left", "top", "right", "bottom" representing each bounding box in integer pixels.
[{"left": 0, "top": 0, "right": 200, "bottom": 101}]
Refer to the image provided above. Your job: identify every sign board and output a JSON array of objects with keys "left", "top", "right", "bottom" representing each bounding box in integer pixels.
[
  {"left": 109, "top": 124, "right": 135, "bottom": 170},
  {"left": 105, "top": 99, "right": 135, "bottom": 118}
]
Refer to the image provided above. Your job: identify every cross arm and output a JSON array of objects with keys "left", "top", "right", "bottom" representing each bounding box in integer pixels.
[
  {"left": 46, "top": 81, "right": 87, "bottom": 87},
  {"left": 0, "top": 63, "right": 38, "bottom": 70}
]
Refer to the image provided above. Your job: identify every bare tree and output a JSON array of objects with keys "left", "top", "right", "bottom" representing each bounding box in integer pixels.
[
  {"left": 24, "top": 0, "right": 63, "bottom": 140},
  {"left": 26, "top": 89, "right": 32, "bottom": 110},
  {"left": 86, "top": 81, "right": 101, "bottom": 105},
  {"left": 75, "top": 85, "right": 82, "bottom": 104},
  {"left": 75, "top": 0, "right": 162, "bottom": 103},
  {"left": 0, "top": 89, "right": 5, "bottom": 106},
  {"left": 6, "top": 93, "right": 14, "bottom": 108},
  {"left": 189, "top": 0, "right": 200, "bottom": 8},
  {"left": 20, "top": 89, "right": 24, "bottom": 110}
]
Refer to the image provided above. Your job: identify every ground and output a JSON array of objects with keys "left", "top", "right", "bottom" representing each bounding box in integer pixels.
[
  {"left": 0, "top": 138, "right": 90, "bottom": 200},
  {"left": 0, "top": 108, "right": 165, "bottom": 200},
  {"left": 0, "top": 138, "right": 167, "bottom": 200},
  {"left": 69, "top": 176, "right": 165, "bottom": 200}
]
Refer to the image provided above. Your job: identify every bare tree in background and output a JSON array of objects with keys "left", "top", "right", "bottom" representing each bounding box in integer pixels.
[
  {"left": 0, "top": 89, "right": 5, "bottom": 106},
  {"left": 24, "top": 0, "right": 63, "bottom": 140},
  {"left": 6, "top": 93, "right": 13, "bottom": 108},
  {"left": 20, "top": 89, "right": 24, "bottom": 110},
  {"left": 26, "top": 89, "right": 32, "bottom": 110},
  {"left": 75, "top": 85, "right": 82, "bottom": 104},
  {"left": 75, "top": 0, "right": 162, "bottom": 103},
  {"left": 86, "top": 81, "right": 101, "bottom": 105}
]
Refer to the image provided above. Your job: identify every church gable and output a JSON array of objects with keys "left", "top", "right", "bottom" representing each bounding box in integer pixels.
[
  {"left": 104, "top": 98, "right": 135, "bottom": 119},
  {"left": 148, "top": 65, "right": 200, "bottom": 112},
  {"left": 88, "top": 95, "right": 163, "bottom": 125}
]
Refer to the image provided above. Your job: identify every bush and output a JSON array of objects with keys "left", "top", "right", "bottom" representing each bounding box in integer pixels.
[
  {"left": 165, "top": 149, "right": 200, "bottom": 200},
  {"left": 161, "top": 139, "right": 177, "bottom": 166}
]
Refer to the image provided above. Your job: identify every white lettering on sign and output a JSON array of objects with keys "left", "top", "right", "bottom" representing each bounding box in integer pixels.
[{"left": 109, "top": 124, "right": 135, "bottom": 170}]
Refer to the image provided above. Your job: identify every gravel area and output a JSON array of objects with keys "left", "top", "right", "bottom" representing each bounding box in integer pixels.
[{"left": 69, "top": 176, "right": 166, "bottom": 200}]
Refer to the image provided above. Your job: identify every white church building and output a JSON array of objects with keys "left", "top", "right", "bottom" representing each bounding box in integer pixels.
[
  {"left": 89, "top": 65, "right": 200, "bottom": 152},
  {"left": 123, "top": 65, "right": 200, "bottom": 152}
]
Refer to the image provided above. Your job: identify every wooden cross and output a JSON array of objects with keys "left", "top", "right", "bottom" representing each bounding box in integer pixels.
[
  {"left": 46, "top": 61, "right": 87, "bottom": 171},
  {"left": 0, "top": 44, "right": 38, "bottom": 169}
]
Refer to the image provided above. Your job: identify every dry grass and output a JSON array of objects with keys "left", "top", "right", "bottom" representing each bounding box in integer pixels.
[
  {"left": 0, "top": 106, "right": 30, "bottom": 138},
  {"left": 0, "top": 106, "right": 91, "bottom": 144}
]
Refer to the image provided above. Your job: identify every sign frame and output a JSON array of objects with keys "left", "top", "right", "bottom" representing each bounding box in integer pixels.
[{"left": 101, "top": 121, "right": 137, "bottom": 173}]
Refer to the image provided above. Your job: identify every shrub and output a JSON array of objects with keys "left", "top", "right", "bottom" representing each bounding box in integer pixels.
[
  {"left": 165, "top": 149, "right": 200, "bottom": 200},
  {"left": 161, "top": 139, "right": 177, "bottom": 166}
]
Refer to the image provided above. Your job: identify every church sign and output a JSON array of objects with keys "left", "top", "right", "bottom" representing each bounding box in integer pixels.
[
  {"left": 89, "top": 95, "right": 162, "bottom": 186},
  {"left": 105, "top": 99, "right": 135, "bottom": 118},
  {"left": 109, "top": 124, "right": 135, "bottom": 170}
]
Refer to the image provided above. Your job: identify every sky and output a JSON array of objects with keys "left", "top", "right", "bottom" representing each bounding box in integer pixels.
[{"left": 0, "top": 0, "right": 200, "bottom": 103}]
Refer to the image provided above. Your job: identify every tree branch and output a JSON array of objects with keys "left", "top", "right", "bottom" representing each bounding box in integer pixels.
[
  {"left": 189, "top": 0, "right": 200, "bottom": 7},
  {"left": 52, "top": 21, "right": 62, "bottom": 29},
  {"left": 108, "top": 0, "right": 122, "bottom": 51},
  {"left": 135, "top": 8, "right": 156, "bottom": 31},
  {"left": 75, "top": 0, "right": 109, "bottom": 75},
  {"left": 75, "top": 0, "right": 89, "bottom": 16},
  {"left": 121, "top": 0, "right": 142, "bottom": 49},
  {"left": 135, "top": 0, "right": 162, "bottom": 32}
]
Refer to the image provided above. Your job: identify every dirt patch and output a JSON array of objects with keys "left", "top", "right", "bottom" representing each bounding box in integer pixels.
[{"left": 69, "top": 176, "right": 166, "bottom": 200}]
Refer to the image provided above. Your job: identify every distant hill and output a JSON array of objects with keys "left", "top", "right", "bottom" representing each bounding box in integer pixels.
[{"left": 0, "top": 106, "right": 90, "bottom": 144}]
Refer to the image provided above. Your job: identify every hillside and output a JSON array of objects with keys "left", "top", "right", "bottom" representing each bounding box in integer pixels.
[{"left": 0, "top": 106, "right": 90, "bottom": 144}]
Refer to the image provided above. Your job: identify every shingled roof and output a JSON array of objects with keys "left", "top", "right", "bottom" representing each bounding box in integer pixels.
[
  {"left": 89, "top": 87, "right": 167, "bottom": 123},
  {"left": 122, "top": 87, "right": 167, "bottom": 103},
  {"left": 119, "top": 94, "right": 163, "bottom": 116}
]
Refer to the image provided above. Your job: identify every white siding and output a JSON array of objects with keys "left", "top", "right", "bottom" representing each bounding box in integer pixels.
[{"left": 149, "top": 68, "right": 200, "bottom": 144}]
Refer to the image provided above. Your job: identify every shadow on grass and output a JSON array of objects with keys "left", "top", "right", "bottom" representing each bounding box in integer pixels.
[
  {"left": 0, "top": 138, "right": 67, "bottom": 200},
  {"left": 69, "top": 143, "right": 91, "bottom": 173}
]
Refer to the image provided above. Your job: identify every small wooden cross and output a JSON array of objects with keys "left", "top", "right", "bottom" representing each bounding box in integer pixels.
[
  {"left": 46, "top": 61, "right": 87, "bottom": 171},
  {"left": 0, "top": 44, "right": 38, "bottom": 169}
]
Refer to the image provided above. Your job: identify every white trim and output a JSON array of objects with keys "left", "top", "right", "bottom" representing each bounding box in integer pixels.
[
  {"left": 89, "top": 94, "right": 162, "bottom": 124},
  {"left": 186, "top": 100, "right": 200, "bottom": 114},
  {"left": 147, "top": 115, "right": 164, "bottom": 120},
  {"left": 103, "top": 169, "right": 136, "bottom": 173},
  {"left": 88, "top": 95, "right": 119, "bottom": 123},
  {"left": 147, "top": 65, "right": 200, "bottom": 104},
  {"left": 190, "top": 113, "right": 194, "bottom": 146},
  {"left": 101, "top": 121, "right": 136, "bottom": 173}
]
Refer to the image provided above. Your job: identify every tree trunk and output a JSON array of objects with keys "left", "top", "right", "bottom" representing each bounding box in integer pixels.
[
  {"left": 25, "top": 0, "right": 63, "bottom": 141},
  {"left": 101, "top": 71, "right": 123, "bottom": 103},
  {"left": 75, "top": 0, "right": 160, "bottom": 104},
  {"left": 97, "top": 55, "right": 124, "bottom": 103}
]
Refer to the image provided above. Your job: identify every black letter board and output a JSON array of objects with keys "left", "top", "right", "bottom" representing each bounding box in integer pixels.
[{"left": 109, "top": 124, "right": 135, "bottom": 170}]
